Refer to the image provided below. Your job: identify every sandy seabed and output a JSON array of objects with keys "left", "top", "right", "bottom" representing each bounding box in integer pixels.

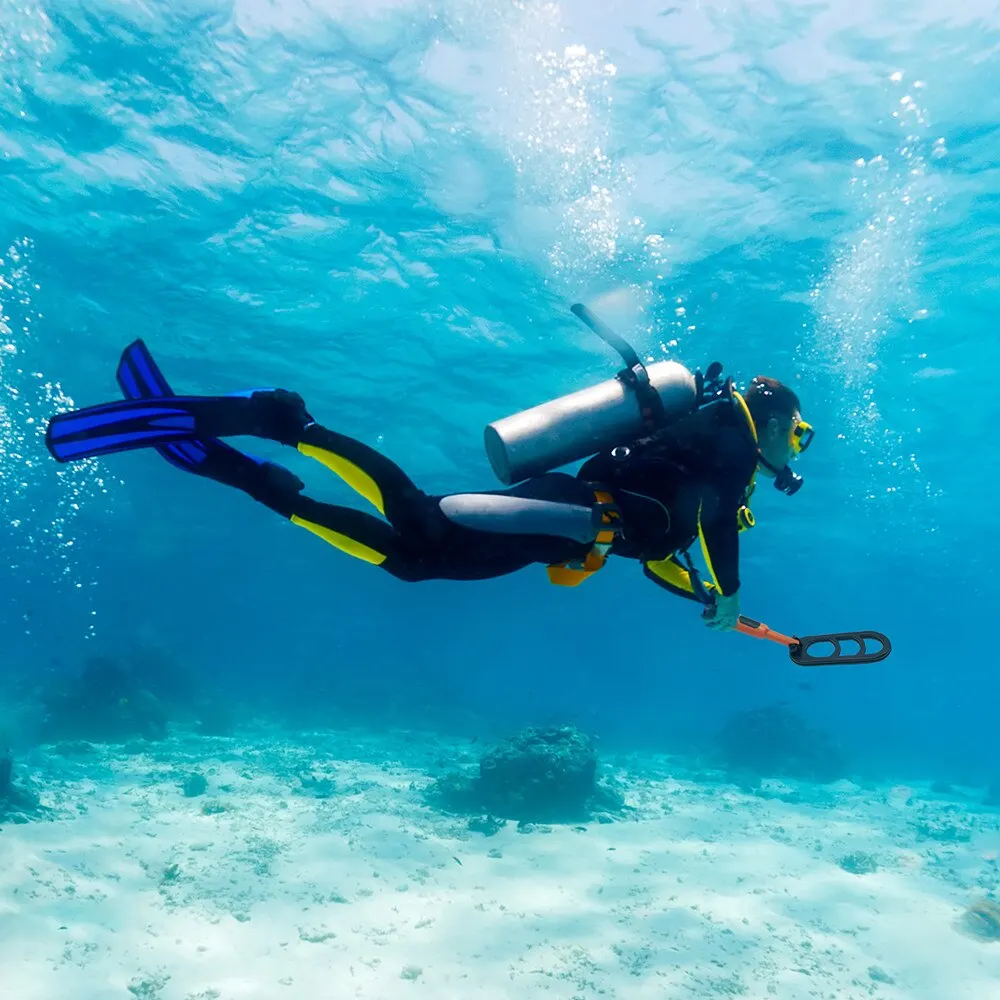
[{"left": 2, "top": 728, "right": 999, "bottom": 1000}]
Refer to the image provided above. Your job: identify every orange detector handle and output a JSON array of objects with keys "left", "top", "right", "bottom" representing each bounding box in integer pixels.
[
  {"left": 735, "top": 615, "right": 892, "bottom": 667},
  {"left": 736, "top": 615, "right": 797, "bottom": 647}
]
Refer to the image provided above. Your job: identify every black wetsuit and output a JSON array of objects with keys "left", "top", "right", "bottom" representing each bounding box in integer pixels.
[
  {"left": 580, "top": 398, "right": 759, "bottom": 596},
  {"left": 45, "top": 342, "right": 761, "bottom": 601},
  {"left": 224, "top": 391, "right": 759, "bottom": 597}
]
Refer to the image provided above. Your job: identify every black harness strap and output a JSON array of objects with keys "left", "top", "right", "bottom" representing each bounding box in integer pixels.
[{"left": 678, "top": 547, "right": 715, "bottom": 607}]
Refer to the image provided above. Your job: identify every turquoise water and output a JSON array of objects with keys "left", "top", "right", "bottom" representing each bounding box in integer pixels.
[
  {"left": 4, "top": 2, "right": 995, "bottom": 748},
  {"left": 0, "top": 0, "right": 1000, "bottom": 1000},
  {"left": 4, "top": 0, "right": 986, "bottom": 762},
  {"left": 3, "top": 5, "right": 1000, "bottom": 988}
]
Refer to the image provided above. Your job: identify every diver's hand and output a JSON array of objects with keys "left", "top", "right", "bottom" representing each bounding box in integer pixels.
[{"left": 703, "top": 591, "right": 740, "bottom": 631}]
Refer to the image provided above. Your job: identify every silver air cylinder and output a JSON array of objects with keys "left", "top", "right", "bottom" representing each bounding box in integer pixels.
[{"left": 484, "top": 360, "right": 697, "bottom": 485}]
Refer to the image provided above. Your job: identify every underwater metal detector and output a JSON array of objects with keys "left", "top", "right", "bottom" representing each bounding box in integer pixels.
[
  {"left": 734, "top": 616, "right": 892, "bottom": 667},
  {"left": 678, "top": 550, "right": 891, "bottom": 667}
]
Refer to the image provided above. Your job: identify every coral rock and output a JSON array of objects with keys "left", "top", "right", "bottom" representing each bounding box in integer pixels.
[
  {"left": 960, "top": 899, "right": 1000, "bottom": 942},
  {"left": 427, "top": 724, "right": 624, "bottom": 824}
]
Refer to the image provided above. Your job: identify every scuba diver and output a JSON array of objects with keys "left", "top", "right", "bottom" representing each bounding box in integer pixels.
[{"left": 44, "top": 306, "right": 813, "bottom": 633}]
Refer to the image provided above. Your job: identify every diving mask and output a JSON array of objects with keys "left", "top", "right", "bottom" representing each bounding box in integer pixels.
[
  {"left": 790, "top": 419, "right": 814, "bottom": 455},
  {"left": 770, "top": 419, "right": 813, "bottom": 495}
]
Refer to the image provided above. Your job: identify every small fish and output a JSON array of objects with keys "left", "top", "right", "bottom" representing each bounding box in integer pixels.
[
  {"left": 797, "top": 682, "right": 814, "bottom": 692},
  {"left": 469, "top": 736, "right": 478, "bottom": 745},
  {"left": 452, "top": 856, "right": 463, "bottom": 866}
]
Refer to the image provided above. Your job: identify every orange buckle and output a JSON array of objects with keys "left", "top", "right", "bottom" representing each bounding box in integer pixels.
[{"left": 546, "top": 488, "right": 621, "bottom": 587}]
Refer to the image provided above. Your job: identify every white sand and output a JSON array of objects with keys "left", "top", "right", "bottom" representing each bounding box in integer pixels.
[{"left": 3, "top": 729, "right": 1000, "bottom": 1000}]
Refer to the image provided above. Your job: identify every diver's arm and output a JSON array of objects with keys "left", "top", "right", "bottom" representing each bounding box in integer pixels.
[
  {"left": 696, "top": 448, "right": 753, "bottom": 597},
  {"left": 695, "top": 498, "right": 743, "bottom": 630},
  {"left": 697, "top": 503, "right": 741, "bottom": 596}
]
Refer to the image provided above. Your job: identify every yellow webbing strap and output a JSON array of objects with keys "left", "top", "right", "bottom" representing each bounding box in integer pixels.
[{"left": 546, "top": 489, "right": 619, "bottom": 587}]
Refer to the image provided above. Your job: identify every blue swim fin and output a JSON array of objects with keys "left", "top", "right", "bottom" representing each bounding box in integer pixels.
[
  {"left": 46, "top": 395, "right": 201, "bottom": 462},
  {"left": 115, "top": 339, "right": 248, "bottom": 477},
  {"left": 47, "top": 341, "right": 306, "bottom": 498}
]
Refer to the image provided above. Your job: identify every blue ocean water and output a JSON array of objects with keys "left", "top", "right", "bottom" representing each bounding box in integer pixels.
[
  {"left": 9, "top": 3, "right": 1000, "bottom": 996},
  {"left": 2, "top": 2, "right": 998, "bottom": 784}
]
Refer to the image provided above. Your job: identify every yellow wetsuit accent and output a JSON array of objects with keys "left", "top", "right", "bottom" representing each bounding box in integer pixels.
[
  {"left": 644, "top": 553, "right": 717, "bottom": 595},
  {"left": 731, "top": 389, "right": 759, "bottom": 498},
  {"left": 697, "top": 501, "right": 722, "bottom": 592},
  {"left": 290, "top": 514, "right": 388, "bottom": 565},
  {"left": 696, "top": 390, "right": 760, "bottom": 594},
  {"left": 298, "top": 442, "right": 386, "bottom": 515},
  {"left": 731, "top": 390, "right": 758, "bottom": 444}
]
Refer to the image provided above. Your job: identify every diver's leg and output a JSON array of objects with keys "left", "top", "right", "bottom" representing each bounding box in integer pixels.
[
  {"left": 294, "top": 422, "right": 425, "bottom": 527},
  {"left": 46, "top": 387, "right": 432, "bottom": 525},
  {"left": 46, "top": 391, "right": 594, "bottom": 578},
  {"left": 283, "top": 497, "right": 403, "bottom": 572},
  {"left": 157, "top": 390, "right": 427, "bottom": 525},
  {"left": 103, "top": 389, "right": 423, "bottom": 521},
  {"left": 242, "top": 472, "right": 438, "bottom": 582},
  {"left": 425, "top": 472, "right": 601, "bottom": 578},
  {"left": 435, "top": 473, "right": 606, "bottom": 541},
  {"left": 226, "top": 459, "right": 591, "bottom": 582}
]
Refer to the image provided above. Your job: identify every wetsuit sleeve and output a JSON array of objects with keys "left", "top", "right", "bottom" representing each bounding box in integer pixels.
[
  {"left": 697, "top": 502, "right": 740, "bottom": 596},
  {"left": 697, "top": 434, "right": 756, "bottom": 597}
]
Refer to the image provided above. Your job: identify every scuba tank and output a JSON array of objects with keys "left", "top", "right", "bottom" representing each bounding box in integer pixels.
[{"left": 485, "top": 304, "right": 698, "bottom": 485}]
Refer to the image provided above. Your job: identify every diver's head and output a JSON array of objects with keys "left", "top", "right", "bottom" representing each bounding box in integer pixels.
[{"left": 744, "top": 376, "right": 812, "bottom": 486}]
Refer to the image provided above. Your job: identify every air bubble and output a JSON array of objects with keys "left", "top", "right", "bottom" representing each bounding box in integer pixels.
[{"left": 0, "top": 236, "right": 107, "bottom": 636}]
